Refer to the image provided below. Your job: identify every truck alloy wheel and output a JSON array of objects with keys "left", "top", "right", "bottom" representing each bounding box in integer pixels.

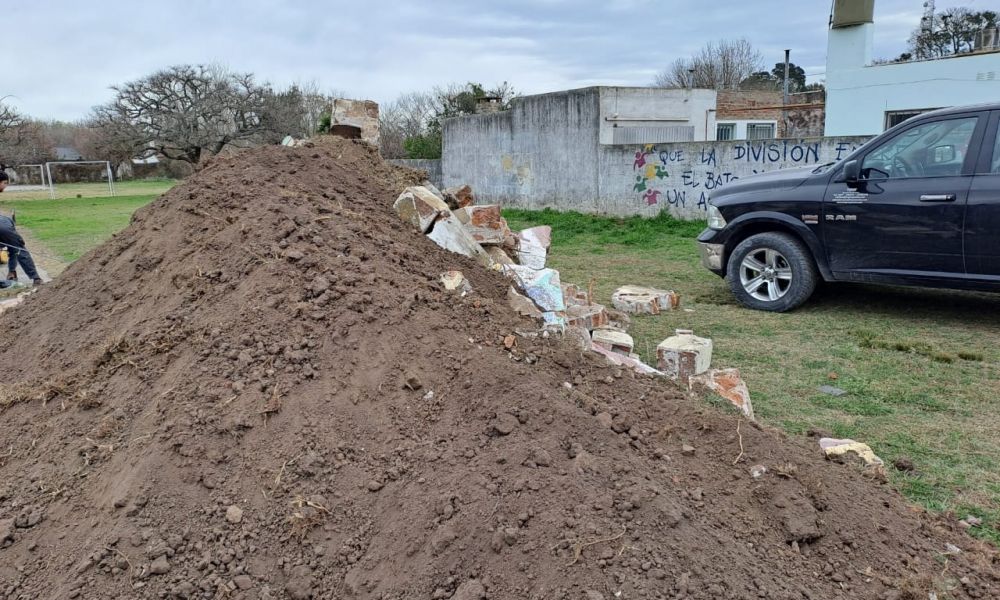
[{"left": 725, "top": 232, "right": 818, "bottom": 312}]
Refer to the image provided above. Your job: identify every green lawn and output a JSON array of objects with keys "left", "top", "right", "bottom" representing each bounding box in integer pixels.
[
  {"left": 506, "top": 208, "right": 1000, "bottom": 545},
  {"left": 0, "top": 194, "right": 161, "bottom": 262},
  {"left": 3, "top": 179, "right": 176, "bottom": 201}
]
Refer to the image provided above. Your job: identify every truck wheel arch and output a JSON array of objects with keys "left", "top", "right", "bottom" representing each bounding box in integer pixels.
[{"left": 722, "top": 213, "right": 832, "bottom": 281}]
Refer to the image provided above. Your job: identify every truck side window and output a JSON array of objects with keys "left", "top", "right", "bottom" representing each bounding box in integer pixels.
[{"left": 861, "top": 117, "right": 977, "bottom": 180}]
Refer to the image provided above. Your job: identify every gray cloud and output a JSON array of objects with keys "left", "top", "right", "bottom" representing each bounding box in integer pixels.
[{"left": 6, "top": 0, "right": 971, "bottom": 120}]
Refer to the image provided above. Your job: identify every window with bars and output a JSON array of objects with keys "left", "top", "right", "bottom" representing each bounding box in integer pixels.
[
  {"left": 716, "top": 123, "right": 736, "bottom": 141},
  {"left": 746, "top": 123, "right": 776, "bottom": 140}
]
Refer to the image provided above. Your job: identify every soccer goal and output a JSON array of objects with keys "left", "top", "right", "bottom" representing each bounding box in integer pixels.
[
  {"left": 44, "top": 161, "right": 117, "bottom": 199},
  {"left": 4, "top": 164, "right": 49, "bottom": 192}
]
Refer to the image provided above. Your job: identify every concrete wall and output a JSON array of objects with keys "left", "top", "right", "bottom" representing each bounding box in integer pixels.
[
  {"left": 443, "top": 88, "right": 603, "bottom": 212},
  {"left": 597, "top": 137, "right": 870, "bottom": 218},
  {"left": 388, "top": 159, "right": 442, "bottom": 188},
  {"left": 444, "top": 104, "right": 870, "bottom": 219},
  {"left": 826, "top": 21, "right": 1000, "bottom": 136}
]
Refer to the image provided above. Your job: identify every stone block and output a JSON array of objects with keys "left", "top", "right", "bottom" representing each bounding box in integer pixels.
[
  {"left": 591, "top": 328, "right": 634, "bottom": 355},
  {"left": 394, "top": 186, "right": 451, "bottom": 233},
  {"left": 426, "top": 215, "right": 493, "bottom": 268},
  {"left": 565, "top": 303, "right": 609, "bottom": 331},
  {"left": 689, "top": 368, "right": 754, "bottom": 420},
  {"left": 561, "top": 283, "right": 591, "bottom": 307},
  {"left": 656, "top": 330, "right": 712, "bottom": 382},
  {"left": 503, "top": 265, "right": 565, "bottom": 312},
  {"left": 330, "top": 98, "right": 380, "bottom": 145},
  {"left": 611, "top": 285, "right": 680, "bottom": 314}
]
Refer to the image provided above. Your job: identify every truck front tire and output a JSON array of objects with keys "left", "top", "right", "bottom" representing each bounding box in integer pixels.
[{"left": 725, "top": 232, "right": 818, "bottom": 312}]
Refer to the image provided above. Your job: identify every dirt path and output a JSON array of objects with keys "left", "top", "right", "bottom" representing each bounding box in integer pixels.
[{"left": 15, "top": 226, "right": 67, "bottom": 279}]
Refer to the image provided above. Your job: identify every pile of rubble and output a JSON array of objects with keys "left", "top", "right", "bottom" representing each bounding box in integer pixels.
[{"left": 394, "top": 182, "right": 755, "bottom": 420}]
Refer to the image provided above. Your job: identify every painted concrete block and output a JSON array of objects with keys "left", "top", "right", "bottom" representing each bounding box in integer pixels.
[
  {"left": 591, "top": 344, "right": 662, "bottom": 377},
  {"left": 456, "top": 205, "right": 511, "bottom": 245},
  {"left": 503, "top": 265, "right": 565, "bottom": 312},
  {"left": 443, "top": 185, "right": 475, "bottom": 209},
  {"left": 519, "top": 226, "right": 551, "bottom": 250}
]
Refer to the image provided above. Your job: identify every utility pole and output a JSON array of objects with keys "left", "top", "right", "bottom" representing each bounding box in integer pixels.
[{"left": 782, "top": 49, "right": 790, "bottom": 138}]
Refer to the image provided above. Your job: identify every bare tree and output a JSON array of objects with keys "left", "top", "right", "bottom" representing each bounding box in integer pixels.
[
  {"left": 379, "top": 91, "right": 436, "bottom": 158},
  {"left": 654, "top": 39, "right": 764, "bottom": 90},
  {"left": 90, "top": 64, "right": 280, "bottom": 166}
]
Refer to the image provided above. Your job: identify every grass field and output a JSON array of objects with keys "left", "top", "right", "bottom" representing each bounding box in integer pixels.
[
  {"left": 505, "top": 208, "right": 1000, "bottom": 545},
  {"left": 0, "top": 194, "right": 163, "bottom": 262},
  {"left": 2, "top": 179, "right": 177, "bottom": 201}
]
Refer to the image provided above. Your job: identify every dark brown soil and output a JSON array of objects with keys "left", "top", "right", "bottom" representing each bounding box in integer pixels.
[{"left": 0, "top": 138, "right": 995, "bottom": 600}]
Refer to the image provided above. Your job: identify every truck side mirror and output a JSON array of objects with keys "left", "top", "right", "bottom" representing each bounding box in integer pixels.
[{"left": 842, "top": 160, "right": 860, "bottom": 188}]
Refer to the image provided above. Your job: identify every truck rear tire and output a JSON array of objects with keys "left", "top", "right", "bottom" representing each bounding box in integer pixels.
[{"left": 725, "top": 232, "right": 817, "bottom": 312}]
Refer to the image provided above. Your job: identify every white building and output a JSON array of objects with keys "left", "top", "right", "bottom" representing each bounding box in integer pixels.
[{"left": 825, "top": 0, "right": 1000, "bottom": 136}]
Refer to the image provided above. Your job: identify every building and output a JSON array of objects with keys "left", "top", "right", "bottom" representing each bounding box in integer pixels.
[
  {"left": 716, "top": 90, "right": 825, "bottom": 141},
  {"left": 825, "top": 0, "right": 1000, "bottom": 136}
]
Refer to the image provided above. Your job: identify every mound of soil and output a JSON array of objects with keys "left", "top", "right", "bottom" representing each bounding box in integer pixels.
[{"left": 0, "top": 138, "right": 995, "bottom": 600}]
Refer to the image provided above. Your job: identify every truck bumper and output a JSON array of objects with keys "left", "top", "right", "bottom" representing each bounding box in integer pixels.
[{"left": 697, "top": 241, "right": 725, "bottom": 274}]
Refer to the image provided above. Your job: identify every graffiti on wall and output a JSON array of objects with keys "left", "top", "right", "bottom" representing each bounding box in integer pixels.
[{"left": 630, "top": 139, "right": 864, "bottom": 211}]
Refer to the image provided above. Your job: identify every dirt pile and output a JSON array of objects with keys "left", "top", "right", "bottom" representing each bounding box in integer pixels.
[{"left": 0, "top": 138, "right": 995, "bottom": 600}]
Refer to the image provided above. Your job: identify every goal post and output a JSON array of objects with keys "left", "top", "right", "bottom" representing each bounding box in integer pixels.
[
  {"left": 44, "top": 161, "right": 116, "bottom": 199},
  {"left": 4, "top": 164, "right": 50, "bottom": 192}
]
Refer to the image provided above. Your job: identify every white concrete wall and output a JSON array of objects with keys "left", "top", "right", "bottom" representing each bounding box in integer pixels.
[
  {"left": 826, "top": 22, "right": 1000, "bottom": 136},
  {"left": 597, "top": 87, "right": 717, "bottom": 143}
]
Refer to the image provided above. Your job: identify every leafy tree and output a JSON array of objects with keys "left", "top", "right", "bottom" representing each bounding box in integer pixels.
[
  {"left": 907, "top": 8, "right": 998, "bottom": 59},
  {"left": 739, "top": 62, "right": 807, "bottom": 92}
]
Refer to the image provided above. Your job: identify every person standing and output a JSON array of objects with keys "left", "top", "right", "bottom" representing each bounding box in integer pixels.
[{"left": 0, "top": 169, "right": 44, "bottom": 286}]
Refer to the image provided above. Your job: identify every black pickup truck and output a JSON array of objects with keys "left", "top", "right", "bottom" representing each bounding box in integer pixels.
[{"left": 697, "top": 102, "right": 1000, "bottom": 311}]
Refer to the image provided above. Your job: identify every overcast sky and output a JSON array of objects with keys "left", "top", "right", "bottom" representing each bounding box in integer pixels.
[{"left": 6, "top": 0, "right": 979, "bottom": 121}]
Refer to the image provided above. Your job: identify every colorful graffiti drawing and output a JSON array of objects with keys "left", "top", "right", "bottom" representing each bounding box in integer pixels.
[
  {"left": 655, "top": 165, "right": 669, "bottom": 179},
  {"left": 643, "top": 190, "right": 661, "bottom": 206},
  {"left": 633, "top": 175, "right": 647, "bottom": 193},
  {"left": 644, "top": 163, "right": 657, "bottom": 180},
  {"left": 633, "top": 149, "right": 653, "bottom": 170}
]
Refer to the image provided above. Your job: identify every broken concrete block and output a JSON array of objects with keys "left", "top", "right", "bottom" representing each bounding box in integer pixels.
[
  {"left": 507, "top": 286, "right": 542, "bottom": 319},
  {"left": 485, "top": 246, "right": 515, "bottom": 266},
  {"left": 565, "top": 303, "right": 609, "bottom": 331},
  {"left": 421, "top": 180, "right": 446, "bottom": 202},
  {"left": 689, "top": 368, "right": 754, "bottom": 420},
  {"left": 456, "top": 205, "right": 511, "bottom": 245},
  {"left": 561, "top": 283, "right": 592, "bottom": 307},
  {"left": 605, "top": 308, "right": 631, "bottom": 331},
  {"left": 426, "top": 215, "right": 493, "bottom": 268},
  {"left": 591, "top": 344, "right": 662, "bottom": 376},
  {"left": 611, "top": 285, "right": 680, "bottom": 315},
  {"left": 503, "top": 265, "right": 565, "bottom": 312},
  {"left": 394, "top": 186, "right": 452, "bottom": 233},
  {"left": 541, "top": 311, "right": 567, "bottom": 331},
  {"left": 656, "top": 329, "right": 712, "bottom": 382},
  {"left": 519, "top": 226, "right": 551, "bottom": 251},
  {"left": 517, "top": 239, "right": 547, "bottom": 270},
  {"left": 440, "top": 271, "right": 471, "bottom": 293},
  {"left": 443, "top": 185, "right": 475, "bottom": 210},
  {"left": 591, "top": 328, "right": 634, "bottom": 356},
  {"left": 819, "top": 438, "right": 885, "bottom": 469},
  {"left": 564, "top": 326, "right": 592, "bottom": 351}
]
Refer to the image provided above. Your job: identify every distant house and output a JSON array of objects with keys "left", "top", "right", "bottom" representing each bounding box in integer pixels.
[
  {"left": 716, "top": 90, "right": 825, "bottom": 141},
  {"left": 825, "top": 0, "right": 1000, "bottom": 136},
  {"left": 53, "top": 146, "right": 84, "bottom": 161}
]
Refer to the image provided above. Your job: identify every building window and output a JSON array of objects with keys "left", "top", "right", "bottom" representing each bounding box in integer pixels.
[
  {"left": 746, "top": 123, "right": 775, "bottom": 140},
  {"left": 716, "top": 123, "right": 736, "bottom": 141},
  {"left": 885, "top": 109, "right": 939, "bottom": 130}
]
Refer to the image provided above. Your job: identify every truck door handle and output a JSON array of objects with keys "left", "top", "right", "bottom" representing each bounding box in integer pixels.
[{"left": 919, "top": 194, "right": 956, "bottom": 202}]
